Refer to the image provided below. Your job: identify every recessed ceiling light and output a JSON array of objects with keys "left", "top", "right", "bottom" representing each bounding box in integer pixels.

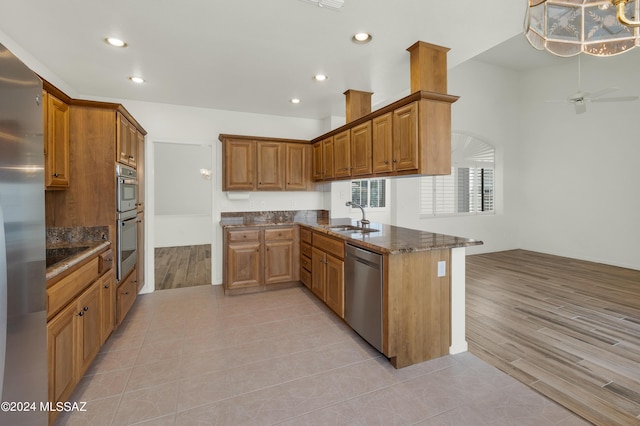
[
  {"left": 352, "top": 32, "right": 372, "bottom": 44},
  {"left": 105, "top": 37, "right": 127, "bottom": 48},
  {"left": 313, "top": 74, "right": 328, "bottom": 81},
  {"left": 290, "top": 98, "right": 301, "bottom": 104},
  {"left": 129, "top": 76, "right": 145, "bottom": 84}
]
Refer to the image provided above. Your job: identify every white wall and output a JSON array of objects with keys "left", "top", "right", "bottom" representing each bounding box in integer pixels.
[
  {"left": 390, "top": 60, "right": 523, "bottom": 254},
  {"left": 518, "top": 56, "right": 640, "bottom": 270}
]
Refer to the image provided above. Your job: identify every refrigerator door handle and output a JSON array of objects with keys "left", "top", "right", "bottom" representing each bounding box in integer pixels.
[{"left": 0, "top": 201, "right": 7, "bottom": 399}]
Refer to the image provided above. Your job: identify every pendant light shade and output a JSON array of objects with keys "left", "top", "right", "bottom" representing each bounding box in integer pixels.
[{"left": 525, "top": 0, "right": 640, "bottom": 56}]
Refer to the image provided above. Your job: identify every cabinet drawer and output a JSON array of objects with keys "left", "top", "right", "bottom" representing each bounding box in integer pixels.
[
  {"left": 265, "top": 227, "right": 293, "bottom": 241},
  {"left": 47, "top": 257, "right": 100, "bottom": 320},
  {"left": 312, "top": 233, "right": 344, "bottom": 259},
  {"left": 300, "top": 267, "right": 311, "bottom": 288},
  {"left": 301, "top": 242, "right": 312, "bottom": 258},
  {"left": 300, "top": 227, "right": 312, "bottom": 244},
  {"left": 227, "top": 229, "right": 260, "bottom": 242},
  {"left": 300, "top": 255, "right": 312, "bottom": 272}
]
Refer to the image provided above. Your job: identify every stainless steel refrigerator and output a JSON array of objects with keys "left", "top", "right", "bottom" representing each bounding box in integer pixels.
[{"left": 0, "top": 43, "right": 47, "bottom": 425}]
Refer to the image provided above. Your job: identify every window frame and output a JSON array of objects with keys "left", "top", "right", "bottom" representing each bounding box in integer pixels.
[{"left": 350, "top": 178, "right": 388, "bottom": 211}]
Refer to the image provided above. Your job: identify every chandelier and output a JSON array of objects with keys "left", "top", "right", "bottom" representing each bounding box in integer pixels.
[{"left": 525, "top": 0, "right": 640, "bottom": 56}]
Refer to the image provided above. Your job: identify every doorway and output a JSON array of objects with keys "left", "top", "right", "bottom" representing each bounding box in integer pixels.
[{"left": 153, "top": 141, "right": 212, "bottom": 290}]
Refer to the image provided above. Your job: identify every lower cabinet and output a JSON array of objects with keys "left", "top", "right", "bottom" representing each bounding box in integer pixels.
[
  {"left": 308, "top": 231, "right": 345, "bottom": 318},
  {"left": 223, "top": 226, "right": 299, "bottom": 294},
  {"left": 117, "top": 269, "right": 137, "bottom": 326},
  {"left": 46, "top": 248, "right": 118, "bottom": 425},
  {"left": 99, "top": 270, "right": 116, "bottom": 345}
]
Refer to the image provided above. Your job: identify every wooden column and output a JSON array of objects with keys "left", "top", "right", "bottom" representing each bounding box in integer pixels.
[
  {"left": 407, "top": 41, "right": 449, "bottom": 93},
  {"left": 343, "top": 89, "right": 373, "bottom": 123}
]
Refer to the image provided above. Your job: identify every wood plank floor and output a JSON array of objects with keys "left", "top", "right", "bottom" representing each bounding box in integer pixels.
[
  {"left": 154, "top": 244, "right": 211, "bottom": 290},
  {"left": 466, "top": 249, "right": 640, "bottom": 426}
]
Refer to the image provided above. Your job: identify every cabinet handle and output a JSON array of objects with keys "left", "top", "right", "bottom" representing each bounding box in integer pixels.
[
  {"left": 53, "top": 173, "right": 59, "bottom": 177},
  {"left": 83, "top": 306, "right": 89, "bottom": 311},
  {"left": 384, "top": 161, "right": 389, "bottom": 165},
  {"left": 104, "top": 284, "right": 110, "bottom": 289},
  {"left": 129, "top": 155, "right": 134, "bottom": 159},
  {"left": 124, "top": 291, "right": 130, "bottom": 295},
  {"left": 392, "top": 159, "right": 397, "bottom": 163},
  {"left": 78, "top": 311, "right": 84, "bottom": 317}
]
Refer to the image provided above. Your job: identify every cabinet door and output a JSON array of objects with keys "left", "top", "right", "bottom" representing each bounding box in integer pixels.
[
  {"left": 117, "top": 113, "right": 133, "bottom": 166},
  {"left": 322, "top": 137, "right": 335, "bottom": 180},
  {"left": 127, "top": 125, "right": 138, "bottom": 168},
  {"left": 44, "top": 92, "right": 70, "bottom": 188},
  {"left": 393, "top": 102, "right": 420, "bottom": 172},
  {"left": 265, "top": 240, "right": 295, "bottom": 284},
  {"left": 325, "top": 254, "right": 345, "bottom": 318},
  {"left": 372, "top": 112, "right": 393, "bottom": 174},
  {"left": 257, "top": 142, "right": 284, "bottom": 190},
  {"left": 75, "top": 280, "right": 101, "bottom": 380},
  {"left": 47, "top": 301, "right": 76, "bottom": 409},
  {"left": 227, "top": 241, "right": 261, "bottom": 289},
  {"left": 311, "top": 247, "right": 326, "bottom": 300},
  {"left": 223, "top": 139, "right": 256, "bottom": 190},
  {"left": 350, "top": 121, "right": 372, "bottom": 177},
  {"left": 285, "top": 144, "right": 307, "bottom": 190},
  {"left": 312, "top": 141, "right": 323, "bottom": 181},
  {"left": 333, "top": 130, "right": 351, "bottom": 178},
  {"left": 99, "top": 270, "right": 116, "bottom": 345},
  {"left": 117, "top": 270, "right": 137, "bottom": 325},
  {"left": 136, "top": 212, "right": 145, "bottom": 292},
  {"left": 136, "top": 131, "right": 145, "bottom": 212}
]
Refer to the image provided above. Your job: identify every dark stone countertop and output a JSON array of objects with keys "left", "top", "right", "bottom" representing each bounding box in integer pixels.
[
  {"left": 46, "top": 241, "right": 111, "bottom": 281},
  {"left": 220, "top": 212, "right": 482, "bottom": 255}
]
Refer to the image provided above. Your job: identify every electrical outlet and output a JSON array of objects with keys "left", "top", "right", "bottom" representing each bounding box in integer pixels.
[
  {"left": 437, "top": 261, "right": 446, "bottom": 277},
  {"left": 249, "top": 200, "right": 255, "bottom": 209}
]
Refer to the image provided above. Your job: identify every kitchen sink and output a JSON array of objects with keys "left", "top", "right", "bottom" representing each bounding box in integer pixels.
[
  {"left": 327, "top": 225, "right": 361, "bottom": 232},
  {"left": 328, "top": 225, "right": 378, "bottom": 234}
]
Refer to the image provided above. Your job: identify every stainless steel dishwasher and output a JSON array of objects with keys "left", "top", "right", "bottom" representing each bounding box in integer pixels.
[{"left": 345, "top": 244, "right": 383, "bottom": 352}]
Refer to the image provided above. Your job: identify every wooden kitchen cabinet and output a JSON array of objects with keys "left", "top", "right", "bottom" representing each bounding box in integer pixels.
[
  {"left": 311, "top": 91, "right": 456, "bottom": 182},
  {"left": 321, "top": 137, "right": 335, "bottom": 180},
  {"left": 312, "top": 141, "right": 323, "bottom": 181},
  {"left": 285, "top": 143, "right": 309, "bottom": 191},
  {"left": 116, "top": 269, "right": 137, "bottom": 325},
  {"left": 333, "top": 130, "right": 351, "bottom": 178},
  {"left": 372, "top": 112, "right": 394, "bottom": 174},
  {"left": 117, "top": 112, "right": 138, "bottom": 168},
  {"left": 226, "top": 229, "right": 262, "bottom": 290},
  {"left": 257, "top": 142, "right": 284, "bottom": 190},
  {"left": 46, "top": 246, "right": 114, "bottom": 424},
  {"left": 75, "top": 280, "right": 101, "bottom": 379},
  {"left": 220, "top": 135, "right": 311, "bottom": 191},
  {"left": 43, "top": 91, "right": 70, "bottom": 189},
  {"left": 264, "top": 228, "right": 295, "bottom": 284},
  {"left": 310, "top": 231, "right": 345, "bottom": 318},
  {"left": 223, "top": 138, "right": 256, "bottom": 191},
  {"left": 99, "top": 270, "right": 116, "bottom": 345},
  {"left": 351, "top": 121, "right": 373, "bottom": 176},
  {"left": 223, "top": 226, "right": 300, "bottom": 294},
  {"left": 393, "top": 101, "right": 420, "bottom": 172},
  {"left": 47, "top": 301, "right": 75, "bottom": 422}
]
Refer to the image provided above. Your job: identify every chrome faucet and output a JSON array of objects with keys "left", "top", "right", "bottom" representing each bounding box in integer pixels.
[{"left": 346, "top": 201, "right": 370, "bottom": 226}]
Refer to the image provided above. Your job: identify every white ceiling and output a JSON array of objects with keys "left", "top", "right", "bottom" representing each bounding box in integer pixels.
[{"left": 1, "top": 1, "right": 542, "bottom": 120}]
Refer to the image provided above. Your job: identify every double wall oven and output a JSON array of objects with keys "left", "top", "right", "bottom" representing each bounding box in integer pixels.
[{"left": 116, "top": 164, "right": 137, "bottom": 281}]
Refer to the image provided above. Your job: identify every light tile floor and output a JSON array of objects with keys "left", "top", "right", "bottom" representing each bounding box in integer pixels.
[{"left": 55, "top": 285, "right": 591, "bottom": 426}]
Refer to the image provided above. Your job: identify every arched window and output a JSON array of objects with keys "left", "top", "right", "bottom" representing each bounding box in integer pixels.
[{"left": 420, "top": 133, "right": 495, "bottom": 216}]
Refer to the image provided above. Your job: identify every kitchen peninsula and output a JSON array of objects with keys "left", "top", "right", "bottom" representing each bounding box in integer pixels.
[{"left": 221, "top": 210, "right": 482, "bottom": 368}]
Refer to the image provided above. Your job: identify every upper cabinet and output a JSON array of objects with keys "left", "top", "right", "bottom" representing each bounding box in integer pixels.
[
  {"left": 350, "top": 121, "right": 372, "bottom": 177},
  {"left": 117, "top": 113, "right": 138, "bottom": 168},
  {"left": 333, "top": 130, "right": 351, "bottom": 179},
  {"left": 311, "top": 92, "right": 457, "bottom": 182},
  {"left": 220, "top": 134, "right": 311, "bottom": 192},
  {"left": 43, "top": 90, "right": 70, "bottom": 189}
]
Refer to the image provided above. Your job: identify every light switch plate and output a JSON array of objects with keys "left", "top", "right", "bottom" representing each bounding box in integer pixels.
[{"left": 437, "top": 261, "right": 446, "bottom": 277}]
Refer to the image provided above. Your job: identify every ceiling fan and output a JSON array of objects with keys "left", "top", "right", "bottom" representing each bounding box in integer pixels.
[{"left": 546, "top": 56, "right": 639, "bottom": 114}]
